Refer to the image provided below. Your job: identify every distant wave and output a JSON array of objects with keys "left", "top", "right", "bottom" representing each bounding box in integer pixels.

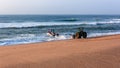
[
  {"left": 103, "top": 19, "right": 120, "bottom": 24},
  {"left": 0, "top": 22, "right": 95, "bottom": 29},
  {"left": 0, "top": 19, "right": 120, "bottom": 29},
  {"left": 54, "top": 18, "right": 79, "bottom": 22}
]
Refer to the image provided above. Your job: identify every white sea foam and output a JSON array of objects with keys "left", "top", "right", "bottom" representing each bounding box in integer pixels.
[
  {"left": 88, "top": 32, "right": 120, "bottom": 37},
  {"left": 47, "top": 35, "right": 67, "bottom": 41},
  {"left": 112, "top": 19, "right": 120, "bottom": 21},
  {"left": 0, "top": 34, "right": 36, "bottom": 45}
]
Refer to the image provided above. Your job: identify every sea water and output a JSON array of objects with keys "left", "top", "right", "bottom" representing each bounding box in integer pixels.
[{"left": 0, "top": 15, "right": 120, "bottom": 46}]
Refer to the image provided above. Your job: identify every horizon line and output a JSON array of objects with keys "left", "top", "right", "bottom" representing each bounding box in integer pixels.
[{"left": 0, "top": 14, "right": 120, "bottom": 16}]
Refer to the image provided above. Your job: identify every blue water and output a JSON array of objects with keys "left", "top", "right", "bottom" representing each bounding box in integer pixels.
[{"left": 0, "top": 15, "right": 120, "bottom": 46}]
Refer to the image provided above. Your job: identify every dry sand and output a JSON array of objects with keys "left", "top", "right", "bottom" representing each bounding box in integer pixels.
[{"left": 0, "top": 35, "right": 120, "bottom": 68}]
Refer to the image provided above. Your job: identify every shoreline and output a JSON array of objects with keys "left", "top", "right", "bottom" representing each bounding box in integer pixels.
[
  {"left": 1, "top": 34, "right": 120, "bottom": 47},
  {"left": 0, "top": 34, "right": 120, "bottom": 68}
]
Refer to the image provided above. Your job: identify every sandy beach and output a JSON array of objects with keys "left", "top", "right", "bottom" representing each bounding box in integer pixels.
[{"left": 0, "top": 35, "right": 120, "bottom": 68}]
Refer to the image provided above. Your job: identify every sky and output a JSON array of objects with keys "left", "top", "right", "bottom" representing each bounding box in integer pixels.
[{"left": 0, "top": 0, "right": 120, "bottom": 15}]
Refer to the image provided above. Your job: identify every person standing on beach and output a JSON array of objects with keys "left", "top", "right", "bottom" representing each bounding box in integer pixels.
[{"left": 73, "top": 27, "right": 87, "bottom": 39}]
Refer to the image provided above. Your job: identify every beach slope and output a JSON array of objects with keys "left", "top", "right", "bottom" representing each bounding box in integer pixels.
[{"left": 0, "top": 35, "right": 120, "bottom": 68}]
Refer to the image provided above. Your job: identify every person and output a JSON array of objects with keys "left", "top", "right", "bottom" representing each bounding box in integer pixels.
[
  {"left": 47, "top": 29, "right": 59, "bottom": 37},
  {"left": 73, "top": 27, "right": 87, "bottom": 39}
]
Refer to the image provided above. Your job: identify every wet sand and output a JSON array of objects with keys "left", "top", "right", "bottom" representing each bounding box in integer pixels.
[{"left": 0, "top": 35, "right": 120, "bottom": 68}]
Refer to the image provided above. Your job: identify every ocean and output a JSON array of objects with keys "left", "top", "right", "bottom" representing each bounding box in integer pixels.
[{"left": 0, "top": 15, "right": 120, "bottom": 46}]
